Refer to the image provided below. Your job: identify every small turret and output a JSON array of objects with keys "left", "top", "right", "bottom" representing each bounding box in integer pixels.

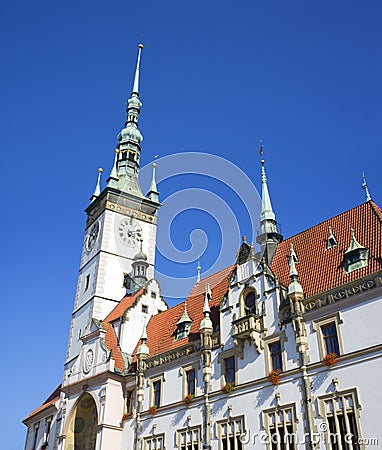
[
  {"left": 175, "top": 302, "right": 193, "bottom": 341},
  {"left": 288, "top": 245, "right": 304, "bottom": 297},
  {"left": 200, "top": 284, "right": 213, "bottom": 331},
  {"left": 137, "top": 320, "right": 150, "bottom": 357},
  {"left": 132, "top": 241, "right": 149, "bottom": 285}
]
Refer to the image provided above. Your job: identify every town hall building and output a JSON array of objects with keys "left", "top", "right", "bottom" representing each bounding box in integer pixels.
[{"left": 23, "top": 44, "right": 382, "bottom": 450}]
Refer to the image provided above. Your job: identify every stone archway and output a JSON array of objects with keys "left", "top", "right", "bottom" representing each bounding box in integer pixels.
[{"left": 65, "top": 393, "right": 98, "bottom": 450}]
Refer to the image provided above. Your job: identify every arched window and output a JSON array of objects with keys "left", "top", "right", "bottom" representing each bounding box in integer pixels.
[
  {"left": 243, "top": 290, "right": 258, "bottom": 316},
  {"left": 65, "top": 393, "right": 97, "bottom": 450}
]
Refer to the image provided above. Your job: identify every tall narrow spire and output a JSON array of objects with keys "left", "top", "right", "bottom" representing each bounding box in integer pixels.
[
  {"left": 260, "top": 158, "right": 276, "bottom": 223},
  {"left": 197, "top": 256, "right": 201, "bottom": 283},
  {"left": 132, "top": 43, "right": 143, "bottom": 94},
  {"left": 115, "top": 44, "right": 145, "bottom": 196},
  {"left": 256, "top": 142, "right": 282, "bottom": 264},
  {"left": 362, "top": 172, "right": 372, "bottom": 202},
  {"left": 90, "top": 168, "right": 103, "bottom": 202}
]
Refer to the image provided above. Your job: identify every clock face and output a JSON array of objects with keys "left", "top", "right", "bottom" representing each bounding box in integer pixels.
[
  {"left": 86, "top": 221, "right": 100, "bottom": 252},
  {"left": 118, "top": 217, "right": 142, "bottom": 247},
  {"left": 83, "top": 349, "right": 94, "bottom": 374}
]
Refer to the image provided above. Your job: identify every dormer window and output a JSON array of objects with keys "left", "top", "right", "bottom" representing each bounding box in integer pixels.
[
  {"left": 344, "top": 229, "right": 369, "bottom": 274},
  {"left": 175, "top": 304, "right": 193, "bottom": 341},
  {"left": 326, "top": 226, "right": 338, "bottom": 249}
]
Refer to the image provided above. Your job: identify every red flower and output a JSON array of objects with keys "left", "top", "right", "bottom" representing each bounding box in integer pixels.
[
  {"left": 149, "top": 405, "right": 157, "bottom": 415},
  {"left": 323, "top": 353, "right": 338, "bottom": 367},
  {"left": 268, "top": 369, "right": 281, "bottom": 385},
  {"left": 182, "top": 394, "right": 194, "bottom": 406},
  {"left": 221, "top": 382, "right": 235, "bottom": 394},
  {"left": 121, "top": 413, "right": 130, "bottom": 421}
]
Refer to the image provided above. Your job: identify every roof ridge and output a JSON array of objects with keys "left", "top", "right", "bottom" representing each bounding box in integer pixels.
[
  {"left": 191, "top": 264, "right": 235, "bottom": 293},
  {"left": 368, "top": 200, "right": 382, "bottom": 224},
  {"left": 105, "top": 286, "right": 145, "bottom": 322},
  {"left": 280, "top": 202, "right": 371, "bottom": 243}
]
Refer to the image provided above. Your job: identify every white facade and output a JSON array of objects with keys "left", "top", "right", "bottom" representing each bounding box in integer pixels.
[{"left": 23, "top": 45, "right": 382, "bottom": 450}]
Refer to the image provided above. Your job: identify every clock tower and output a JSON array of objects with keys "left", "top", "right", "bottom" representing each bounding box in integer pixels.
[{"left": 65, "top": 44, "right": 160, "bottom": 366}]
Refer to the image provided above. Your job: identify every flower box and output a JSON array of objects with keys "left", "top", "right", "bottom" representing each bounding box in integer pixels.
[{"left": 121, "top": 413, "right": 130, "bottom": 421}]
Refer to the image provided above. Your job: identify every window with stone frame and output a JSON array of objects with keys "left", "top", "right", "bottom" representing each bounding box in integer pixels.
[
  {"left": 143, "top": 433, "right": 165, "bottom": 450},
  {"left": 263, "top": 332, "right": 287, "bottom": 375},
  {"left": 318, "top": 388, "right": 363, "bottom": 450},
  {"left": 31, "top": 422, "right": 40, "bottom": 450},
  {"left": 217, "top": 415, "right": 245, "bottom": 450},
  {"left": 180, "top": 362, "right": 200, "bottom": 399},
  {"left": 312, "top": 312, "right": 344, "bottom": 360},
  {"left": 262, "top": 403, "right": 297, "bottom": 450},
  {"left": 176, "top": 426, "right": 202, "bottom": 450},
  {"left": 42, "top": 417, "right": 52, "bottom": 447}
]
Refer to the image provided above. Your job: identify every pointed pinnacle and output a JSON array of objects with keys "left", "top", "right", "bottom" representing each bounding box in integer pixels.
[
  {"left": 362, "top": 172, "right": 372, "bottom": 202},
  {"left": 91, "top": 168, "right": 103, "bottom": 201}
]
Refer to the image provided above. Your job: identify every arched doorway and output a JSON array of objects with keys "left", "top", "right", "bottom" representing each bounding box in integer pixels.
[{"left": 65, "top": 393, "right": 98, "bottom": 450}]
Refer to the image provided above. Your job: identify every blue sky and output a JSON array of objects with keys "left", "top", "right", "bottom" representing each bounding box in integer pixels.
[{"left": 1, "top": 0, "right": 381, "bottom": 447}]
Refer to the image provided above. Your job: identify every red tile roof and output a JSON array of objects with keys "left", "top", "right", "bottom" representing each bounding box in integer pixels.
[
  {"left": 271, "top": 201, "right": 382, "bottom": 298},
  {"left": 24, "top": 385, "right": 61, "bottom": 421},
  {"left": 133, "top": 265, "right": 234, "bottom": 359},
  {"left": 101, "top": 321, "right": 125, "bottom": 373},
  {"left": 105, "top": 287, "right": 145, "bottom": 322}
]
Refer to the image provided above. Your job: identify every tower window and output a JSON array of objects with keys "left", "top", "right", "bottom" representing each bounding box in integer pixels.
[
  {"left": 142, "top": 305, "right": 148, "bottom": 314},
  {"left": 84, "top": 274, "right": 90, "bottom": 292}
]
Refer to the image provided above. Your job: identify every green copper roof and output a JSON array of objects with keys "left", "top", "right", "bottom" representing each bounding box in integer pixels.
[{"left": 345, "top": 229, "right": 366, "bottom": 253}]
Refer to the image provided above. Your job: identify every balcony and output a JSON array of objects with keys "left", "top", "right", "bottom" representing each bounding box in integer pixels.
[{"left": 232, "top": 315, "right": 263, "bottom": 354}]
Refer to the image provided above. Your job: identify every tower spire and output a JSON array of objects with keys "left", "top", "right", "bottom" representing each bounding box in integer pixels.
[
  {"left": 90, "top": 168, "right": 103, "bottom": 202},
  {"left": 256, "top": 142, "right": 282, "bottom": 264},
  {"left": 132, "top": 43, "right": 143, "bottom": 94},
  {"left": 115, "top": 43, "right": 145, "bottom": 196},
  {"left": 362, "top": 172, "right": 372, "bottom": 202}
]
